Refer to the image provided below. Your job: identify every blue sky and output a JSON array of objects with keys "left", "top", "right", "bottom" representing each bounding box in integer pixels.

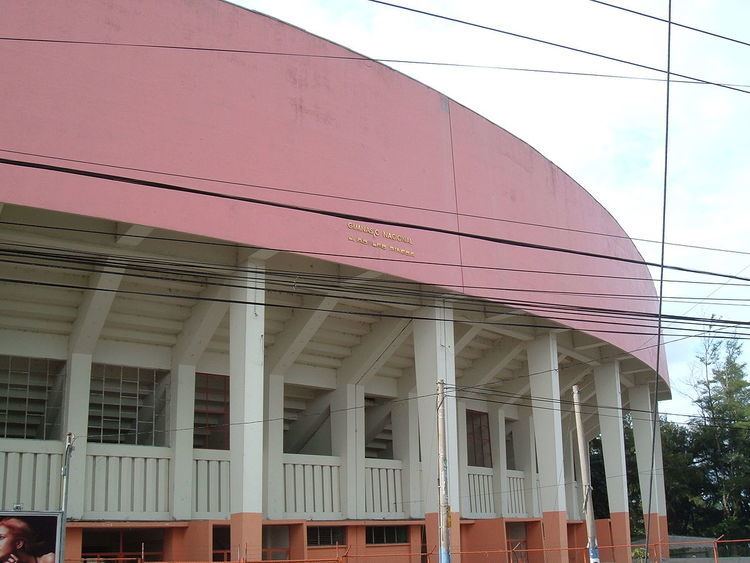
[{"left": 230, "top": 0, "right": 750, "bottom": 421}]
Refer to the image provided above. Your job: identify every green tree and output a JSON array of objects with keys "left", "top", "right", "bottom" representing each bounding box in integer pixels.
[{"left": 690, "top": 338, "right": 750, "bottom": 540}]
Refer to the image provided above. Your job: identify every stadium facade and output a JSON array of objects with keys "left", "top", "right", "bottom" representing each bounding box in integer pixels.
[{"left": 0, "top": 1, "right": 669, "bottom": 561}]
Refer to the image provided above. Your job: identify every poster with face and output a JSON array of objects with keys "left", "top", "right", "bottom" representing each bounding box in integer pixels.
[{"left": 0, "top": 513, "right": 62, "bottom": 563}]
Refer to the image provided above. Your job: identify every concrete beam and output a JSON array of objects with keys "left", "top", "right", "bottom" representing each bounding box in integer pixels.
[
  {"left": 338, "top": 317, "right": 412, "bottom": 385},
  {"left": 173, "top": 285, "right": 229, "bottom": 366},
  {"left": 285, "top": 391, "right": 333, "bottom": 454},
  {"left": 116, "top": 223, "right": 154, "bottom": 247},
  {"left": 460, "top": 339, "right": 526, "bottom": 388},
  {"left": 69, "top": 264, "right": 125, "bottom": 355},
  {"left": 266, "top": 295, "right": 339, "bottom": 376}
]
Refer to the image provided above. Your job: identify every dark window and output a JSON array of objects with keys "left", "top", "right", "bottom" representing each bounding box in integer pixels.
[
  {"left": 82, "top": 528, "right": 164, "bottom": 562},
  {"left": 212, "top": 525, "right": 230, "bottom": 562},
  {"left": 466, "top": 409, "right": 492, "bottom": 468},
  {"left": 194, "top": 373, "right": 230, "bottom": 449},
  {"left": 365, "top": 526, "right": 408, "bottom": 545},
  {"left": 307, "top": 526, "right": 346, "bottom": 547},
  {"left": 87, "top": 364, "right": 169, "bottom": 446},
  {"left": 0, "top": 355, "right": 65, "bottom": 440}
]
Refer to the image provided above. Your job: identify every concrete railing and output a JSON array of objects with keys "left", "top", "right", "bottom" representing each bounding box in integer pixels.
[
  {"left": 364, "top": 458, "right": 405, "bottom": 518},
  {"left": 466, "top": 466, "right": 495, "bottom": 517},
  {"left": 193, "top": 449, "right": 230, "bottom": 518},
  {"left": 282, "top": 453, "right": 342, "bottom": 519},
  {"left": 84, "top": 443, "right": 171, "bottom": 519},
  {"left": 506, "top": 469, "right": 527, "bottom": 517},
  {"left": 0, "top": 439, "right": 63, "bottom": 511}
]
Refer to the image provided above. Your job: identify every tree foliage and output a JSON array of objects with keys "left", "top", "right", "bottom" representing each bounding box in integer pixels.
[
  {"left": 684, "top": 337, "right": 750, "bottom": 539},
  {"left": 589, "top": 337, "right": 750, "bottom": 542}
]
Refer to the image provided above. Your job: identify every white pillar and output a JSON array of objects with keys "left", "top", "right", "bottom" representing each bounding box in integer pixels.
[
  {"left": 594, "top": 362, "right": 629, "bottom": 513},
  {"left": 527, "top": 333, "right": 568, "bottom": 560},
  {"left": 456, "top": 399, "right": 470, "bottom": 513},
  {"left": 629, "top": 382, "right": 669, "bottom": 558},
  {"left": 265, "top": 374, "right": 285, "bottom": 518},
  {"left": 170, "top": 363, "right": 196, "bottom": 519},
  {"left": 527, "top": 333, "right": 567, "bottom": 514},
  {"left": 392, "top": 385, "right": 422, "bottom": 517},
  {"left": 629, "top": 384, "right": 665, "bottom": 520},
  {"left": 512, "top": 410, "right": 539, "bottom": 516},
  {"left": 63, "top": 352, "right": 92, "bottom": 518},
  {"left": 229, "top": 261, "right": 265, "bottom": 515},
  {"left": 488, "top": 407, "right": 508, "bottom": 517},
  {"left": 561, "top": 419, "right": 579, "bottom": 521},
  {"left": 330, "top": 382, "right": 365, "bottom": 518},
  {"left": 414, "top": 304, "right": 460, "bottom": 513}
]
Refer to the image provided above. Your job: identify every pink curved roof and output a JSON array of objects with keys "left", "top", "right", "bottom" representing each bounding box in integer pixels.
[{"left": 0, "top": 0, "right": 667, "bottom": 379}]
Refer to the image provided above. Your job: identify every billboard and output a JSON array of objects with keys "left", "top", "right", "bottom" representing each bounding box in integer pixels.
[{"left": 0, "top": 512, "right": 62, "bottom": 563}]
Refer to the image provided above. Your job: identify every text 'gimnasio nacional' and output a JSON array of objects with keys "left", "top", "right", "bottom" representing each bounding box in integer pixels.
[{"left": 346, "top": 222, "right": 415, "bottom": 257}]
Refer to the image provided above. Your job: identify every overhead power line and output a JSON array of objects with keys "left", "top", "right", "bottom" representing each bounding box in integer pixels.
[
  {"left": 3, "top": 35, "right": 750, "bottom": 91},
  {"left": 4, "top": 156, "right": 750, "bottom": 287},
  {"left": 4, "top": 218, "right": 750, "bottom": 289},
  {"left": 590, "top": 0, "right": 750, "bottom": 49},
  {"left": 366, "top": 0, "right": 750, "bottom": 96},
  {"left": 5, "top": 241, "right": 750, "bottom": 307},
  {"left": 3, "top": 148, "right": 750, "bottom": 259}
]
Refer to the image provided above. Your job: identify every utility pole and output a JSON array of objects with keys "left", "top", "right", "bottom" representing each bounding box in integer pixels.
[
  {"left": 60, "top": 432, "right": 75, "bottom": 563},
  {"left": 436, "top": 379, "right": 451, "bottom": 563},
  {"left": 573, "top": 385, "right": 599, "bottom": 563}
]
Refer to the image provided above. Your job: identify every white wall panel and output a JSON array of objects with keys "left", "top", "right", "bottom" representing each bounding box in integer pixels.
[
  {"left": 83, "top": 444, "right": 171, "bottom": 519},
  {"left": 0, "top": 441, "right": 63, "bottom": 511}
]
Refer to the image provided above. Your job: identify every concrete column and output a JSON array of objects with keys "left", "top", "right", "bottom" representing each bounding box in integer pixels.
[
  {"left": 63, "top": 352, "right": 92, "bottom": 519},
  {"left": 489, "top": 407, "right": 508, "bottom": 517},
  {"left": 392, "top": 385, "right": 422, "bottom": 518},
  {"left": 170, "top": 363, "right": 196, "bottom": 519},
  {"left": 527, "top": 333, "right": 568, "bottom": 562},
  {"left": 229, "top": 260, "right": 265, "bottom": 560},
  {"left": 513, "top": 411, "right": 539, "bottom": 517},
  {"left": 457, "top": 399, "right": 470, "bottom": 512},
  {"left": 414, "top": 304, "right": 461, "bottom": 557},
  {"left": 629, "top": 384, "right": 668, "bottom": 560},
  {"left": 330, "top": 382, "right": 365, "bottom": 519},
  {"left": 265, "top": 374, "right": 285, "bottom": 519},
  {"left": 594, "top": 361, "right": 631, "bottom": 562},
  {"left": 562, "top": 420, "right": 579, "bottom": 522}
]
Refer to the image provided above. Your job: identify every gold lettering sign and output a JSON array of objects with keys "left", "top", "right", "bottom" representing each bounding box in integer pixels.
[{"left": 346, "top": 221, "right": 416, "bottom": 257}]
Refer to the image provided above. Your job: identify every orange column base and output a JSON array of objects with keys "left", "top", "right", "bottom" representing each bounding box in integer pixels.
[
  {"left": 644, "top": 513, "right": 667, "bottom": 561},
  {"left": 230, "top": 512, "right": 263, "bottom": 561},
  {"left": 64, "top": 527, "right": 83, "bottom": 563},
  {"left": 610, "top": 512, "right": 632, "bottom": 563},
  {"left": 460, "top": 518, "right": 508, "bottom": 563},
  {"left": 541, "top": 511, "right": 569, "bottom": 563}
]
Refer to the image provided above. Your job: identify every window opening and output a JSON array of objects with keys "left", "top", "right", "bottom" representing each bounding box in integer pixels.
[
  {"left": 194, "top": 373, "right": 230, "bottom": 449},
  {"left": 466, "top": 410, "right": 492, "bottom": 468},
  {"left": 0, "top": 355, "right": 65, "bottom": 439},
  {"left": 365, "top": 526, "right": 408, "bottom": 545},
  {"left": 87, "top": 364, "right": 169, "bottom": 446}
]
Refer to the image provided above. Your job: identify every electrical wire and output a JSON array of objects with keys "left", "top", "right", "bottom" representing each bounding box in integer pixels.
[
  {"left": 5, "top": 156, "right": 750, "bottom": 289},
  {"left": 2, "top": 34, "right": 750, "bottom": 92},
  {"left": 366, "top": 0, "right": 750, "bottom": 96},
  {"left": 646, "top": 3, "right": 673, "bottom": 552},
  {"left": 2, "top": 145, "right": 750, "bottom": 259},
  {"left": 590, "top": 0, "right": 750, "bottom": 49},
  {"left": 4, "top": 245, "right": 750, "bottom": 339},
  {"left": 5, "top": 217, "right": 750, "bottom": 289}
]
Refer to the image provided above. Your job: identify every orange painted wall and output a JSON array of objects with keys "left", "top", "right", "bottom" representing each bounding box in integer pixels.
[
  {"left": 595, "top": 519, "right": 615, "bottom": 562},
  {"left": 460, "top": 519, "right": 508, "bottom": 563},
  {"left": 164, "top": 521, "right": 212, "bottom": 562},
  {"left": 63, "top": 527, "right": 83, "bottom": 562}
]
